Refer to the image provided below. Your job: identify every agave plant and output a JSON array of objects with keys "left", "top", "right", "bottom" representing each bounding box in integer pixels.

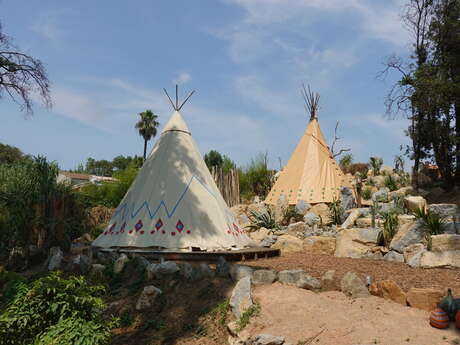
[
  {"left": 384, "top": 175, "right": 399, "bottom": 191},
  {"left": 247, "top": 207, "right": 278, "bottom": 231},
  {"left": 328, "top": 197, "right": 343, "bottom": 225},
  {"left": 380, "top": 211, "right": 399, "bottom": 247},
  {"left": 413, "top": 207, "right": 447, "bottom": 250}
]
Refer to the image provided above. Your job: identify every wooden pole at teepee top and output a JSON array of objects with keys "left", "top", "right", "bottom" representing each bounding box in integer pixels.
[{"left": 301, "top": 83, "right": 320, "bottom": 121}]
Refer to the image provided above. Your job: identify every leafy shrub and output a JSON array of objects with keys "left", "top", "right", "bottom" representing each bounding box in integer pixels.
[
  {"left": 247, "top": 207, "right": 278, "bottom": 230},
  {"left": 339, "top": 154, "right": 353, "bottom": 172},
  {"left": 414, "top": 207, "right": 447, "bottom": 250},
  {"left": 362, "top": 187, "right": 373, "bottom": 200},
  {"left": 281, "top": 206, "right": 303, "bottom": 225},
  {"left": 384, "top": 175, "right": 399, "bottom": 191},
  {"left": 348, "top": 163, "right": 368, "bottom": 176},
  {"left": 236, "top": 303, "right": 260, "bottom": 332},
  {"left": 0, "top": 270, "right": 26, "bottom": 305},
  {"left": 0, "top": 272, "right": 111, "bottom": 345},
  {"left": 211, "top": 298, "right": 230, "bottom": 326}
]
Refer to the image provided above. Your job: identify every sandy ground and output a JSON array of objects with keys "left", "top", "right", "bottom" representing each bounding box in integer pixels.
[
  {"left": 243, "top": 253, "right": 460, "bottom": 293},
  {"left": 245, "top": 283, "right": 460, "bottom": 345}
]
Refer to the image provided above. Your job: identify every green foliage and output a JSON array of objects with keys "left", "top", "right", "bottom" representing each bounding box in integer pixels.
[
  {"left": 204, "top": 150, "right": 223, "bottom": 170},
  {"left": 239, "top": 152, "right": 273, "bottom": 200},
  {"left": 247, "top": 207, "right": 278, "bottom": 230},
  {"left": 78, "top": 162, "right": 139, "bottom": 208},
  {"left": 0, "top": 156, "right": 88, "bottom": 251},
  {"left": 328, "top": 198, "right": 343, "bottom": 225},
  {"left": 282, "top": 206, "right": 303, "bottom": 225},
  {"left": 380, "top": 211, "right": 399, "bottom": 247},
  {"left": 394, "top": 155, "right": 405, "bottom": 173},
  {"left": 339, "top": 154, "right": 353, "bottom": 172},
  {"left": 119, "top": 310, "right": 134, "bottom": 328},
  {"left": 414, "top": 207, "right": 447, "bottom": 236},
  {"left": 0, "top": 272, "right": 111, "bottom": 345},
  {"left": 236, "top": 303, "right": 260, "bottom": 332},
  {"left": 0, "top": 270, "right": 26, "bottom": 305},
  {"left": 74, "top": 155, "right": 143, "bottom": 176},
  {"left": 135, "top": 109, "right": 160, "bottom": 160},
  {"left": 0, "top": 143, "right": 29, "bottom": 165},
  {"left": 211, "top": 298, "right": 230, "bottom": 326},
  {"left": 384, "top": 175, "right": 399, "bottom": 191},
  {"left": 369, "top": 157, "right": 383, "bottom": 175},
  {"left": 362, "top": 187, "right": 373, "bottom": 200}
]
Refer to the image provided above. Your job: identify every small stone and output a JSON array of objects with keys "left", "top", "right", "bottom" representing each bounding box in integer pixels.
[
  {"left": 252, "top": 269, "right": 277, "bottom": 285},
  {"left": 369, "top": 280, "right": 406, "bottom": 305},
  {"left": 251, "top": 333, "right": 285, "bottom": 345},
  {"left": 295, "top": 200, "right": 311, "bottom": 215},
  {"left": 304, "top": 212, "right": 320, "bottom": 226},
  {"left": 229, "top": 264, "right": 254, "bottom": 281},
  {"left": 271, "top": 235, "right": 304, "bottom": 253},
  {"left": 48, "top": 247, "right": 64, "bottom": 271},
  {"left": 404, "top": 196, "right": 427, "bottom": 213},
  {"left": 383, "top": 251, "right": 405, "bottom": 263},
  {"left": 295, "top": 273, "right": 321, "bottom": 290}
]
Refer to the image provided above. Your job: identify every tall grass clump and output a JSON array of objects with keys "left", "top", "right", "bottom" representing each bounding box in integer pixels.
[
  {"left": 239, "top": 153, "right": 274, "bottom": 201},
  {"left": 414, "top": 207, "right": 447, "bottom": 250}
]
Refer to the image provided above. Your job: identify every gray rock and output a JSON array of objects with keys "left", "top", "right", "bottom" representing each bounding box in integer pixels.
[
  {"left": 340, "top": 272, "right": 370, "bottom": 298},
  {"left": 230, "top": 276, "right": 253, "bottom": 319},
  {"left": 372, "top": 188, "right": 389, "bottom": 203},
  {"left": 134, "top": 256, "right": 150, "bottom": 269},
  {"left": 389, "top": 220, "right": 425, "bottom": 253},
  {"left": 295, "top": 200, "right": 311, "bottom": 215},
  {"left": 70, "top": 254, "right": 92, "bottom": 274},
  {"left": 135, "top": 285, "right": 162, "bottom": 311},
  {"left": 48, "top": 247, "right": 64, "bottom": 271},
  {"left": 216, "top": 256, "right": 230, "bottom": 278},
  {"left": 286, "top": 222, "right": 308, "bottom": 236},
  {"left": 428, "top": 204, "right": 458, "bottom": 219},
  {"left": 96, "top": 251, "right": 117, "bottom": 265},
  {"left": 278, "top": 269, "right": 304, "bottom": 285},
  {"left": 148, "top": 261, "right": 179, "bottom": 279},
  {"left": 113, "top": 253, "right": 129, "bottom": 274},
  {"left": 251, "top": 333, "right": 285, "bottom": 345},
  {"left": 252, "top": 269, "right": 277, "bottom": 285},
  {"left": 321, "top": 270, "right": 338, "bottom": 291},
  {"left": 420, "top": 250, "right": 460, "bottom": 268},
  {"left": 296, "top": 273, "right": 321, "bottom": 290},
  {"left": 445, "top": 222, "right": 460, "bottom": 234},
  {"left": 340, "top": 186, "right": 356, "bottom": 211},
  {"left": 407, "top": 249, "right": 426, "bottom": 267},
  {"left": 91, "top": 263, "right": 105, "bottom": 274},
  {"left": 229, "top": 264, "right": 254, "bottom": 281},
  {"left": 383, "top": 251, "right": 405, "bottom": 263},
  {"left": 304, "top": 212, "right": 320, "bottom": 226},
  {"left": 341, "top": 209, "right": 361, "bottom": 229}
]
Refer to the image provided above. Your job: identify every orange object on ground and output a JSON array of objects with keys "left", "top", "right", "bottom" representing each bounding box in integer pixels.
[
  {"left": 430, "top": 308, "right": 449, "bottom": 329},
  {"left": 456, "top": 310, "right": 460, "bottom": 329}
]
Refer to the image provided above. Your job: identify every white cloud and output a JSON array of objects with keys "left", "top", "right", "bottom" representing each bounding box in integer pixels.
[{"left": 172, "top": 72, "right": 192, "bottom": 85}]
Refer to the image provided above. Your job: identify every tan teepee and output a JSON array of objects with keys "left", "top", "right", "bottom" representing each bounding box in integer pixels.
[
  {"left": 93, "top": 89, "right": 253, "bottom": 250},
  {"left": 265, "top": 86, "right": 353, "bottom": 205}
]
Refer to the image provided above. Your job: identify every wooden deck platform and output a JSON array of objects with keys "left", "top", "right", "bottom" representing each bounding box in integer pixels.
[{"left": 97, "top": 247, "right": 280, "bottom": 262}]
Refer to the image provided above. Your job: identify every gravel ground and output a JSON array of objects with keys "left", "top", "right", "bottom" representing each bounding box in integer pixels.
[{"left": 242, "top": 252, "right": 460, "bottom": 293}]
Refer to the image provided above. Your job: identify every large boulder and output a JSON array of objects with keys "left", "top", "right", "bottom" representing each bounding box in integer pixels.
[
  {"left": 249, "top": 228, "right": 271, "bottom": 243},
  {"left": 428, "top": 204, "right": 458, "bottom": 220},
  {"left": 146, "top": 261, "right": 179, "bottom": 279},
  {"left": 406, "top": 288, "right": 443, "bottom": 311},
  {"left": 229, "top": 264, "right": 254, "bottom": 281},
  {"left": 230, "top": 276, "right": 253, "bottom": 319},
  {"left": 383, "top": 251, "right": 404, "bottom": 263},
  {"left": 372, "top": 187, "right": 389, "bottom": 202},
  {"left": 295, "top": 273, "right": 321, "bottom": 290},
  {"left": 272, "top": 235, "right": 304, "bottom": 253},
  {"left": 369, "top": 280, "right": 406, "bottom": 305},
  {"left": 295, "top": 200, "right": 311, "bottom": 215},
  {"left": 340, "top": 272, "right": 370, "bottom": 298},
  {"left": 113, "top": 253, "right": 129, "bottom": 274},
  {"left": 136, "top": 285, "right": 162, "bottom": 311},
  {"left": 397, "top": 214, "right": 416, "bottom": 227},
  {"left": 341, "top": 209, "right": 361, "bottom": 229},
  {"left": 419, "top": 250, "right": 460, "bottom": 268},
  {"left": 302, "top": 236, "right": 336, "bottom": 255},
  {"left": 278, "top": 269, "right": 304, "bottom": 285},
  {"left": 355, "top": 217, "right": 373, "bottom": 228},
  {"left": 321, "top": 270, "right": 339, "bottom": 292},
  {"left": 431, "top": 234, "right": 460, "bottom": 252},
  {"left": 389, "top": 221, "right": 425, "bottom": 253},
  {"left": 403, "top": 243, "right": 425, "bottom": 262},
  {"left": 309, "top": 203, "right": 330, "bottom": 224},
  {"left": 445, "top": 222, "right": 460, "bottom": 234},
  {"left": 340, "top": 186, "right": 356, "bottom": 211},
  {"left": 303, "top": 212, "right": 320, "bottom": 226},
  {"left": 404, "top": 196, "right": 427, "bottom": 213},
  {"left": 334, "top": 228, "right": 381, "bottom": 258},
  {"left": 252, "top": 269, "right": 277, "bottom": 285},
  {"left": 390, "top": 186, "right": 414, "bottom": 199}
]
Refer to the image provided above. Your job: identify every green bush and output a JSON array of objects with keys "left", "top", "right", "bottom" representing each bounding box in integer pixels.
[
  {"left": 328, "top": 198, "right": 343, "bottom": 225},
  {"left": 0, "top": 272, "right": 112, "bottom": 345},
  {"left": 369, "top": 157, "right": 383, "bottom": 175},
  {"left": 0, "top": 270, "right": 26, "bottom": 305},
  {"left": 239, "top": 153, "right": 273, "bottom": 201},
  {"left": 362, "top": 187, "right": 373, "bottom": 200},
  {"left": 247, "top": 207, "right": 278, "bottom": 230},
  {"left": 384, "top": 175, "right": 399, "bottom": 191},
  {"left": 381, "top": 211, "right": 399, "bottom": 247}
]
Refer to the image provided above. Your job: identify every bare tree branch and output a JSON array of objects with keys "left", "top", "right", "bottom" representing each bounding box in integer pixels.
[
  {"left": 331, "top": 121, "right": 351, "bottom": 158},
  {"left": 0, "top": 22, "right": 51, "bottom": 115}
]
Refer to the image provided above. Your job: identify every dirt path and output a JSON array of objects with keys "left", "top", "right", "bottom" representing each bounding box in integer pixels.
[
  {"left": 245, "top": 284, "right": 460, "bottom": 345},
  {"left": 243, "top": 252, "right": 460, "bottom": 292}
]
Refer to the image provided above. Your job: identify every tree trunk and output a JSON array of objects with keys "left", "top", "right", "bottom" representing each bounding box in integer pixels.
[
  {"left": 143, "top": 139, "right": 148, "bottom": 162},
  {"left": 456, "top": 102, "right": 460, "bottom": 186}
]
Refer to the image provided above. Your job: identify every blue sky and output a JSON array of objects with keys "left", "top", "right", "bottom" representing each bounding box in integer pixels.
[{"left": 0, "top": 0, "right": 412, "bottom": 170}]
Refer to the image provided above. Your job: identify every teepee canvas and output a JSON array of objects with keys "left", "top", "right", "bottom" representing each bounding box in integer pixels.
[
  {"left": 265, "top": 86, "right": 353, "bottom": 205},
  {"left": 93, "top": 89, "right": 253, "bottom": 250}
]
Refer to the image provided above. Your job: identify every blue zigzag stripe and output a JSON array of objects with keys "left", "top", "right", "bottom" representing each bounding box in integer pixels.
[{"left": 112, "top": 175, "right": 233, "bottom": 222}]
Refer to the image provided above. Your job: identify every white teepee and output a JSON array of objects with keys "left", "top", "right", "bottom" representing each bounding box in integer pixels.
[{"left": 93, "top": 108, "right": 253, "bottom": 250}]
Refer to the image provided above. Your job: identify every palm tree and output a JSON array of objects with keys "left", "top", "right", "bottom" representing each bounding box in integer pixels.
[{"left": 135, "top": 110, "right": 159, "bottom": 161}]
